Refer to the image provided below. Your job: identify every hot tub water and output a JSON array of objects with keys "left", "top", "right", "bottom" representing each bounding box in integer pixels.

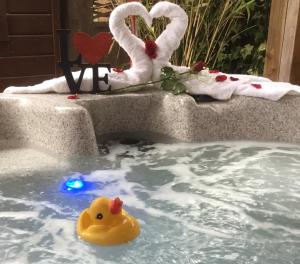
[{"left": 0, "top": 141, "right": 300, "bottom": 264}]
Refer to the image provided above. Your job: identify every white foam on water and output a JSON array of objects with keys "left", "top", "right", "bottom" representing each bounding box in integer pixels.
[{"left": 0, "top": 211, "right": 39, "bottom": 219}]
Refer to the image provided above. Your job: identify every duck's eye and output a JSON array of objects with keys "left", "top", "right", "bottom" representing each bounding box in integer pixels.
[{"left": 96, "top": 213, "right": 103, "bottom": 220}]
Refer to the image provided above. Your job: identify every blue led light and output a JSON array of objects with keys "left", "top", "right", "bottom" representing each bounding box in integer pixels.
[
  {"left": 61, "top": 177, "right": 88, "bottom": 192},
  {"left": 61, "top": 175, "right": 96, "bottom": 193},
  {"left": 65, "top": 179, "right": 84, "bottom": 190}
]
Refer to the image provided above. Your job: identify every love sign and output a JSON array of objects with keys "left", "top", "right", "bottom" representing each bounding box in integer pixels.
[{"left": 58, "top": 29, "right": 112, "bottom": 94}]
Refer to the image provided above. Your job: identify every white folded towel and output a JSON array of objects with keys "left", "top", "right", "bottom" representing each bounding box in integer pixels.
[{"left": 184, "top": 69, "right": 300, "bottom": 101}]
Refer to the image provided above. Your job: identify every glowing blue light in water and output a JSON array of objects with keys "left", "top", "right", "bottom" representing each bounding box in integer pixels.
[
  {"left": 61, "top": 177, "right": 89, "bottom": 192},
  {"left": 65, "top": 179, "right": 84, "bottom": 190},
  {"left": 61, "top": 174, "right": 103, "bottom": 193}
]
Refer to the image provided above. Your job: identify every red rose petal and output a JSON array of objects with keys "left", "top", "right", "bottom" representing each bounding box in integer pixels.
[
  {"left": 112, "top": 67, "right": 124, "bottom": 73},
  {"left": 251, "top": 83, "right": 262, "bottom": 89},
  {"left": 209, "top": 69, "right": 220, "bottom": 74},
  {"left": 215, "top": 75, "right": 227, "bottom": 82},
  {"left": 230, "top": 76, "right": 239, "bottom": 81},
  {"left": 67, "top": 94, "right": 79, "bottom": 100}
]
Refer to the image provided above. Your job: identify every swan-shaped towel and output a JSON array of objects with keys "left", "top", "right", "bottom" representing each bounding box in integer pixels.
[
  {"left": 150, "top": 1, "right": 300, "bottom": 101},
  {"left": 3, "top": 2, "right": 153, "bottom": 94}
]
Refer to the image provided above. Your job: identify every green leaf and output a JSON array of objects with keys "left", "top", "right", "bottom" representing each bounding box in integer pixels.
[
  {"left": 161, "top": 79, "right": 176, "bottom": 91},
  {"left": 258, "top": 42, "right": 266, "bottom": 53},
  {"left": 160, "top": 67, "right": 176, "bottom": 79},
  {"left": 240, "top": 44, "right": 254, "bottom": 59},
  {"left": 173, "top": 82, "right": 187, "bottom": 95}
]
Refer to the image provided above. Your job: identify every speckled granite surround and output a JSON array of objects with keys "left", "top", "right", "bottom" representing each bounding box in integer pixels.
[
  {"left": 0, "top": 91, "right": 300, "bottom": 155},
  {"left": 0, "top": 95, "right": 98, "bottom": 155}
]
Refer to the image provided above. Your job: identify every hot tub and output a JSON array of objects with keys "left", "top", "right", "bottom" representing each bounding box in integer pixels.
[{"left": 0, "top": 92, "right": 299, "bottom": 263}]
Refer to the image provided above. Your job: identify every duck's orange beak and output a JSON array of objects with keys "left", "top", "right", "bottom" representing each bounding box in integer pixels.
[{"left": 110, "top": 197, "right": 123, "bottom": 214}]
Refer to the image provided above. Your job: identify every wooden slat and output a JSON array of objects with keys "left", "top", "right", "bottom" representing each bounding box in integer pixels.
[
  {"left": 0, "top": 74, "right": 55, "bottom": 92},
  {"left": 264, "top": 0, "right": 289, "bottom": 81},
  {"left": 0, "top": 0, "right": 6, "bottom": 13},
  {"left": 264, "top": 0, "right": 300, "bottom": 82},
  {"left": 0, "top": 16, "right": 9, "bottom": 41},
  {"left": 279, "top": 0, "right": 300, "bottom": 81},
  {"left": 0, "top": 56, "right": 55, "bottom": 77},
  {"left": 7, "top": 14, "right": 52, "bottom": 35},
  {"left": 0, "top": 42, "right": 9, "bottom": 56},
  {"left": 7, "top": 0, "right": 52, "bottom": 14},
  {"left": 1, "top": 36, "right": 54, "bottom": 57},
  {"left": 51, "top": 0, "right": 61, "bottom": 76},
  {"left": 291, "top": 9, "right": 300, "bottom": 85},
  {"left": 0, "top": 0, "right": 8, "bottom": 41}
]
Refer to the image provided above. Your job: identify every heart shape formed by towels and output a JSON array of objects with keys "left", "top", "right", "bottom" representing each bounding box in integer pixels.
[
  {"left": 73, "top": 32, "right": 113, "bottom": 65},
  {"left": 109, "top": 1, "right": 188, "bottom": 64}
]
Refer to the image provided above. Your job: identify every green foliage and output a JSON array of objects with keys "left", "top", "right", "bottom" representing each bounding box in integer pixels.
[
  {"left": 139, "top": 0, "right": 271, "bottom": 75},
  {"left": 215, "top": 0, "right": 271, "bottom": 75},
  {"left": 160, "top": 67, "right": 187, "bottom": 95}
]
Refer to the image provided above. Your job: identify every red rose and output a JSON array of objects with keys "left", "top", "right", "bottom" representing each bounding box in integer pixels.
[
  {"left": 230, "top": 76, "right": 239, "bottom": 81},
  {"left": 112, "top": 67, "right": 124, "bottom": 73},
  {"left": 251, "top": 83, "right": 262, "bottom": 89},
  {"left": 145, "top": 40, "right": 158, "bottom": 59},
  {"left": 215, "top": 75, "right": 227, "bottom": 82},
  {"left": 191, "top": 61, "right": 206, "bottom": 73}
]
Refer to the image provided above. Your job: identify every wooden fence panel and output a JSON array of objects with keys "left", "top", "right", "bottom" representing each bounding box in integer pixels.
[
  {"left": 7, "top": 14, "right": 52, "bottom": 35},
  {"left": 0, "top": 0, "right": 8, "bottom": 41},
  {"left": 0, "top": 56, "right": 55, "bottom": 77},
  {"left": 4, "top": 36, "right": 54, "bottom": 56},
  {"left": 0, "top": 0, "right": 60, "bottom": 92},
  {"left": 291, "top": 10, "right": 300, "bottom": 85},
  {"left": 264, "top": 0, "right": 300, "bottom": 83},
  {"left": 0, "top": 75, "right": 54, "bottom": 88},
  {"left": 7, "top": 0, "right": 52, "bottom": 14}
]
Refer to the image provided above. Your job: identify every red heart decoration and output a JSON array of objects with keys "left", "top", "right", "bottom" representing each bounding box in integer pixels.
[{"left": 73, "top": 32, "right": 113, "bottom": 65}]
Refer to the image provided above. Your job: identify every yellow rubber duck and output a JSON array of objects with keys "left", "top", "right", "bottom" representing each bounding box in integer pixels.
[{"left": 77, "top": 197, "right": 140, "bottom": 246}]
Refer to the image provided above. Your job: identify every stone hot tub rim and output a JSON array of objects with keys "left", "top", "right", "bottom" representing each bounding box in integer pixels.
[{"left": 0, "top": 91, "right": 299, "bottom": 156}]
